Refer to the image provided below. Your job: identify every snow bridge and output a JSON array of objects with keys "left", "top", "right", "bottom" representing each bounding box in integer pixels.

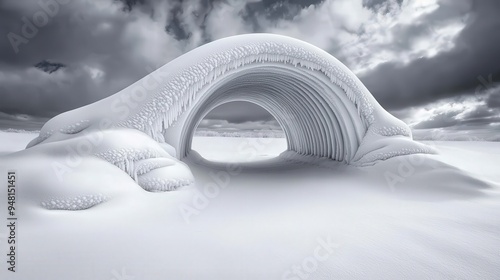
[{"left": 28, "top": 34, "right": 430, "bottom": 165}]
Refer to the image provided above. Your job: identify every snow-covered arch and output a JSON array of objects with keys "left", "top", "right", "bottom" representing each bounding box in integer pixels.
[
  {"left": 171, "top": 65, "right": 366, "bottom": 162},
  {"left": 28, "top": 34, "right": 431, "bottom": 166}
]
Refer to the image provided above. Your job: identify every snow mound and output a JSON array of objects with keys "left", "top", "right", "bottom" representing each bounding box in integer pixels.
[{"left": 3, "top": 128, "right": 194, "bottom": 210}]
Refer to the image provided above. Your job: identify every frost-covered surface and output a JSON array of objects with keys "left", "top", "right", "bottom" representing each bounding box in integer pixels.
[
  {"left": 138, "top": 177, "right": 193, "bottom": 192},
  {"left": 59, "top": 120, "right": 90, "bottom": 134},
  {"left": 371, "top": 125, "right": 411, "bottom": 137},
  {"left": 41, "top": 194, "right": 107, "bottom": 210},
  {"left": 93, "top": 142, "right": 194, "bottom": 192},
  {"left": 28, "top": 34, "right": 429, "bottom": 166}
]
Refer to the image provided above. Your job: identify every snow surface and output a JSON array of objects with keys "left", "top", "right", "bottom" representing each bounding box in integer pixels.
[
  {"left": 0, "top": 130, "right": 38, "bottom": 156},
  {"left": 191, "top": 136, "right": 287, "bottom": 162},
  {"left": 0, "top": 131, "right": 500, "bottom": 279}
]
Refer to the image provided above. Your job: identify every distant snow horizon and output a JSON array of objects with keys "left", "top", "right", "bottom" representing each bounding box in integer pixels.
[
  {"left": 2, "top": 105, "right": 499, "bottom": 143},
  {"left": 1, "top": 110, "right": 498, "bottom": 141},
  {"left": 1, "top": 126, "right": 499, "bottom": 142}
]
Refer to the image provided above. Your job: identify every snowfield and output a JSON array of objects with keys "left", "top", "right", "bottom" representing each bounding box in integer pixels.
[{"left": 0, "top": 130, "right": 499, "bottom": 280}]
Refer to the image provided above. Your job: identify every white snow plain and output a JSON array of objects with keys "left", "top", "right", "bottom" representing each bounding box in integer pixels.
[{"left": 0, "top": 131, "right": 499, "bottom": 280}]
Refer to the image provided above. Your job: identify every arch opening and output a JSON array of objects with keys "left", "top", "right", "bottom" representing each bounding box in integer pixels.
[{"left": 191, "top": 101, "right": 287, "bottom": 163}]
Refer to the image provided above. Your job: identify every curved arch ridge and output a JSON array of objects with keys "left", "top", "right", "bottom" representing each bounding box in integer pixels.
[{"left": 27, "top": 34, "right": 432, "bottom": 166}]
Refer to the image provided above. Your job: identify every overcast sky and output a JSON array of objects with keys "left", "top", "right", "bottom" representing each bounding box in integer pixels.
[{"left": 0, "top": 0, "right": 499, "bottom": 136}]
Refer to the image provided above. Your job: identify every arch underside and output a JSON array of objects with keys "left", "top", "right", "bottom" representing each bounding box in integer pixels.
[{"left": 172, "top": 63, "right": 366, "bottom": 163}]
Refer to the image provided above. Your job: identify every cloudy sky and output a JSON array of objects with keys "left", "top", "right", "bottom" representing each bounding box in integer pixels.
[{"left": 0, "top": 0, "right": 499, "bottom": 137}]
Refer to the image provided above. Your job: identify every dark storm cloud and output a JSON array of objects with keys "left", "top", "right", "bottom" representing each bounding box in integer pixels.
[
  {"left": 120, "top": 0, "right": 147, "bottom": 12},
  {"left": 0, "top": 111, "right": 47, "bottom": 130},
  {"left": 244, "top": 0, "right": 324, "bottom": 21},
  {"left": 0, "top": 0, "right": 175, "bottom": 117},
  {"left": 412, "top": 88, "right": 500, "bottom": 130},
  {"left": 413, "top": 111, "right": 459, "bottom": 129},
  {"left": 144, "top": 0, "right": 324, "bottom": 42},
  {"left": 360, "top": 0, "right": 500, "bottom": 111},
  {"left": 486, "top": 88, "right": 500, "bottom": 108},
  {"left": 165, "top": 4, "right": 195, "bottom": 40},
  {"left": 0, "top": 0, "right": 499, "bottom": 132},
  {"left": 362, "top": 0, "right": 402, "bottom": 9},
  {"left": 34, "top": 60, "right": 65, "bottom": 73}
]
